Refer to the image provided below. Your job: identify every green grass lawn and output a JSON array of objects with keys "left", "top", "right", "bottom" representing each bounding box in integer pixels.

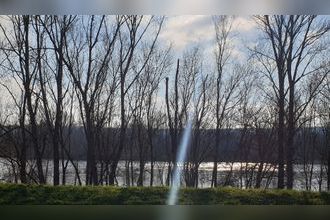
[{"left": 0, "top": 183, "right": 329, "bottom": 205}]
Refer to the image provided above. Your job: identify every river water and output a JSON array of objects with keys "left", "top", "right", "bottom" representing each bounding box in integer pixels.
[{"left": 0, "top": 158, "right": 327, "bottom": 191}]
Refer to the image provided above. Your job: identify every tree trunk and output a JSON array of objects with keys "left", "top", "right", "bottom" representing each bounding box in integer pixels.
[
  {"left": 327, "top": 124, "right": 330, "bottom": 191},
  {"left": 277, "top": 71, "right": 285, "bottom": 189},
  {"left": 212, "top": 128, "right": 220, "bottom": 187},
  {"left": 149, "top": 131, "right": 154, "bottom": 186},
  {"left": 53, "top": 29, "right": 65, "bottom": 186},
  {"left": 19, "top": 100, "right": 27, "bottom": 183},
  {"left": 286, "top": 83, "right": 295, "bottom": 189},
  {"left": 109, "top": 75, "right": 126, "bottom": 185},
  {"left": 23, "top": 15, "right": 45, "bottom": 184}
]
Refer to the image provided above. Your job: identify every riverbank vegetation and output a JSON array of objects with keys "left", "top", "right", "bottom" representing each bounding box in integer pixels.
[{"left": 0, "top": 184, "right": 329, "bottom": 205}]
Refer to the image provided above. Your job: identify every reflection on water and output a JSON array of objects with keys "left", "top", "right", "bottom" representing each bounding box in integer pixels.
[{"left": 0, "top": 158, "right": 327, "bottom": 191}]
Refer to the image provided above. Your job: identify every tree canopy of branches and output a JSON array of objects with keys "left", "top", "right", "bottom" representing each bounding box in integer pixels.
[{"left": 0, "top": 15, "right": 329, "bottom": 191}]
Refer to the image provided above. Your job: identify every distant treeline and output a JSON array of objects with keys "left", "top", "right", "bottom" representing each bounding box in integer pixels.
[{"left": 0, "top": 126, "right": 327, "bottom": 163}]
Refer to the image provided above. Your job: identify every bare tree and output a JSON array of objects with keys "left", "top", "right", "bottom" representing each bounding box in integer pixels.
[
  {"left": 211, "top": 15, "right": 237, "bottom": 187},
  {"left": 254, "top": 15, "right": 289, "bottom": 189},
  {"left": 185, "top": 68, "right": 212, "bottom": 188},
  {"left": 0, "top": 15, "right": 46, "bottom": 184},
  {"left": 318, "top": 74, "right": 330, "bottom": 190},
  {"left": 108, "top": 16, "right": 164, "bottom": 185},
  {"left": 165, "top": 60, "right": 179, "bottom": 186},
  {"left": 129, "top": 45, "right": 171, "bottom": 186},
  {"left": 63, "top": 15, "right": 122, "bottom": 185},
  {"left": 284, "top": 16, "right": 330, "bottom": 189},
  {"left": 165, "top": 47, "right": 201, "bottom": 186},
  {"left": 33, "top": 15, "right": 77, "bottom": 185},
  {"left": 254, "top": 15, "right": 330, "bottom": 189}
]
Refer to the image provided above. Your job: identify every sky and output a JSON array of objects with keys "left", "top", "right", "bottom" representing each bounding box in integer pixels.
[
  {"left": 0, "top": 15, "right": 258, "bottom": 61},
  {"left": 159, "top": 15, "right": 258, "bottom": 62}
]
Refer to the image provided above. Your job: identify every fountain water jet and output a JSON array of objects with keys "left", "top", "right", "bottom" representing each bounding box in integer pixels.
[{"left": 167, "top": 115, "right": 193, "bottom": 205}]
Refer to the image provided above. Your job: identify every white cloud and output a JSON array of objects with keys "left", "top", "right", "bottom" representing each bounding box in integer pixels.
[
  {"left": 231, "top": 16, "right": 257, "bottom": 32},
  {"left": 160, "top": 15, "right": 214, "bottom": 53},
  {"left": 160, "top": 15, "right": 258, "bottom": 62},
  {"left": 0, "top": 16, "right": 11, "bottom": 42}
]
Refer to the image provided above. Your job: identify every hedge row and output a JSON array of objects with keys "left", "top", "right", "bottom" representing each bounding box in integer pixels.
[{"left": 0, "top": 183, "right": 329, "bottom": 205}]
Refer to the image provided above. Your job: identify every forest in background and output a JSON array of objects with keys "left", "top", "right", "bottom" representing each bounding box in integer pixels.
[{"left": 0, "top": 15, "right": 329, "bottom": 190}]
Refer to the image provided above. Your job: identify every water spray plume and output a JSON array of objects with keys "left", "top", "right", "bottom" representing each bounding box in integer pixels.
[{"left": 167, "top": 114, "right": 193, "bottom": 205}]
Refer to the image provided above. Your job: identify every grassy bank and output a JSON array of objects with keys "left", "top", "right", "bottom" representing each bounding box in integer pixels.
[{"left": 0, "top": 183, "right": 329, "bottom": 205}]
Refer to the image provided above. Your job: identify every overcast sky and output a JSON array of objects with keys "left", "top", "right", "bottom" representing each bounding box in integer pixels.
[
  {"left": 159, "top": 15, "right": 258, "bottom": 62},
  {"left": 0, "top": 15, "right": 258, "bottom": 62}
]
